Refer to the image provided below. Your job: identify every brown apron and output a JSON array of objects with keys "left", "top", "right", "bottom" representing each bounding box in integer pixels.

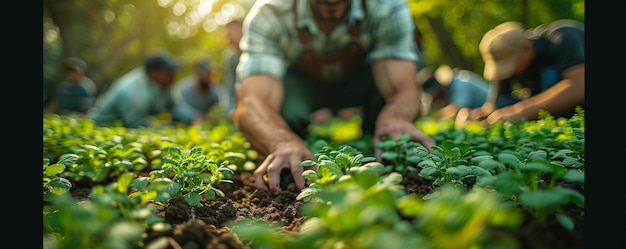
[{"left": 289, "top": 1, "right": 367, "bottom": 85}]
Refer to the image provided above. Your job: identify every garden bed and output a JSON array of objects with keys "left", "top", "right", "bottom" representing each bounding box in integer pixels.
[
  {"left": 44, "top": 109, "right": 585, "bottom": 249},
  {"left": 66, "top": 169, "right": 583, "bottom": 249}
]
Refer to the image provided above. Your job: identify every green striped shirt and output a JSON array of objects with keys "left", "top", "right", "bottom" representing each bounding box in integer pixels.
[{"left": 237, "top": 0, "right": 419, "bottom": 82}]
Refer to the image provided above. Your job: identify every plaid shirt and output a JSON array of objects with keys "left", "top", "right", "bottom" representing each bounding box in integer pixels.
[{"left": 237, "top": 0, "right": 419, "bottom": 82}]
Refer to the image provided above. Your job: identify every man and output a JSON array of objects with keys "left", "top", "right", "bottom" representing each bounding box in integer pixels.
[
  {"left": 171, "top": 59, "right": 221, "bottom": 125},
  {"left": 89, "top": 51, "right": 181, "bottom": 128},
  {"left": 231, "top": 0, "right": 435, "bottom": 193},
  {"left": 44, "top": 57, "right": 97, "bottom": 116},
  {"left": 455, "top": 20, "right": 584, "bottom": 128}
]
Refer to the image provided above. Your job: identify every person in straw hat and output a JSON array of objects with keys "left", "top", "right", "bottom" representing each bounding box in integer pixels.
[{"left": 455, "top": 19, "right": 584, "bottom": 129}]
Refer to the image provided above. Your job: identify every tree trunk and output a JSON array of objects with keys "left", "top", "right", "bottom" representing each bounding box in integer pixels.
[{"left": 426, "top": 15, "right": 473, "bottom": 70}]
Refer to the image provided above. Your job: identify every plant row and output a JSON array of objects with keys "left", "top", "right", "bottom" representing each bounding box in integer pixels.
[{"left": 43, "top": 107, "right": 584, "bottom": 249}]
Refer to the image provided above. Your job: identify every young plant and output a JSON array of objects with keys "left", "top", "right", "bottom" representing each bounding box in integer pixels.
[
  {"left": 43, "top": 154, "right": 76, "bottom": 201},
  {"left": 144, "top": 146, "right": 234, "bottom": 207},
  {"left": 417, "top": 140, "right": 492, "bottom": 191},
  {"left": 60, "top": 141, "right": 149, "bottom": 183},
  {"left": 475, "top": 150, "right": 585, "bottom": 230},
  {"left": 397, "top": 184, "right": 523, "bottom": 249},
  {"left": 297, "top": 143, "right": 377, "bottom": 201},
  {"left": 44, "top": 172, "right": 168, "bottom": 249},
  {"left": 376, "top": 134, "right": 431, "bottom": 174}
]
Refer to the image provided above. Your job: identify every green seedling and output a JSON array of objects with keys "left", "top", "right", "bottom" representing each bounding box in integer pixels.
[
  {"left": 475, "top": 151, "right": 584, "bottom": 230},
  {"left": 141, "top": 146, "right": 234, "bottom": 207},
  {"left": 43, "top": 154, "right": 75, "bottom": 201}
]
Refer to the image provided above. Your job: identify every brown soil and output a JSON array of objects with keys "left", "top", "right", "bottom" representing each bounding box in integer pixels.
[{"left": 115, "top": 170, "right": 583, "bottom": 249}]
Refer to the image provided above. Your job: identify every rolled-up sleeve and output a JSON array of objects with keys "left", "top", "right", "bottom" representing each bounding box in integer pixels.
[{"left": 366, "top": 0, "right": 418, "bottom": 62}]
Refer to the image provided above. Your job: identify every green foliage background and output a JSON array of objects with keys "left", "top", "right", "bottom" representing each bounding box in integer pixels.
[{"left": 43, "top": 0, "right": 584, "bottom": 107}]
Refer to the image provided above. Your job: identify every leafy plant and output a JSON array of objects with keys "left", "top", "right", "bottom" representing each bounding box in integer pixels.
[
  {"left": 141, "top": 146, "right": 234, "bottom": 207},
  {"left": 397, "top": 184, "right": 523, "bottom": 249},
  {"left": 43, "top": 154, "right": 76, "bottom": 201},
  {"left": 417, "top": 140, "right": 493, "bottom": 191},
  {"left": 44, "top": 172, "right": 168, "bottom": 249},
  {"left": 297, "top": 143, "right": 377, "bottom": 202},
  {"left": 233, "top": 181, "right": 522, "bottom": 249},
  {"left": 475, "top": 151, "right": 585, "bottom": 230},
  {"left": 376, "top": 134, "right": 431, "bottom": 174}
]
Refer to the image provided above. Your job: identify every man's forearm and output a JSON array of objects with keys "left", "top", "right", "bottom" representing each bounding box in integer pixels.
[
  {"left": 377, "top": 87, "right": 421, "bottom": 123},
  {"left": 232, "top": 96, "right": 300, "bottom": 157},
  {"left": 373, "top": 59, "right": 421, "bottom": 123}
]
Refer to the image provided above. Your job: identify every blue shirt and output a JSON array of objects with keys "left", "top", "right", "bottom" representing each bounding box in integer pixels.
[
  {"left": 237, "top": 0, "right": 419, "bottom": 82},
  {"left": 171, "top": 75, "right": 220, "bottom": 124},
  {"left": 56, "top": 77, "right": 97, "bottom": 115},
  {"left": 89, "top": 67, "right": 175, "bottom": 127}
]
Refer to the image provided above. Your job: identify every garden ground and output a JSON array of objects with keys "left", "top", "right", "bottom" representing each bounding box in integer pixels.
[{"left": 71, "top": 170, "right": 584, "bottom": 249}]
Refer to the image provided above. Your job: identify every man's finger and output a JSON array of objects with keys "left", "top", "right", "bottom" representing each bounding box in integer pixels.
[
  {"left": 254, "top": 155, "right": 274, "bottom": 191},
  {"left": 266, "top": 159, "right": 284, "bottom": 193},
  {"left": 253, "top": 167, "right": 269, "bottom": 191}
]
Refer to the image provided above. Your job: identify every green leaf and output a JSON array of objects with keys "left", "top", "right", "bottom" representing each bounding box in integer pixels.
[
  {"left": 519, "top": 188, "right": 571, "bottom": 208},
  {"left": 556, "top": 213, "right": 575, "bottom": 231},
  {"left": 189, "top": 146, "right": 203, "bottom": 157},
  {"left": 44, "top": 164, "right": 66, "bottom": 177},
  {"left": 319, "top": 160, "right": 342, "bottom": 177},
  {"left": 56, "top": 153, "right": 80, "bottom": 166},
  {"left": 381, "top": 151, "right": 398, "bottom": 161},
  {"left": 497, "top": 153, "right": 522, "bottom": 169},
  {"left": 562, "top": 169, "right": 584, "bottom": 184},
  {"left": 477, "top": 159, "right": 504, "bottom": 172},
  {"left": 184, "top": 192, "right": 202, "bottom": 206},
  {"left": 48, "top": 178, "right": 72, "bottom": 195},
  {"left": 335, "top": 153, "right": 350, "bottom": 167},
  {"left": 296, "top": 187, "right": 319, "bottom": 201},
  {"left": 353, "top": 168, "right": 380, "bottom": 188},
  {"left": 300, "top": 160, "right": 318, "bottom": 168},
  {"left": 130, "top": 177, "right": 150, "bottom": 191},
  {"left": 116, "top": 172, "right": 136, "bottom": 193},
  {"left": 302, "top": 170, "right": 319, "bottom": 181},
  {"left": 419, "top": 167, "right": 438, "bottom": 178},
  {"left": 520, "top": 161, "right": 553, "bottom": 172},
  {"left": 446, "top": 165, "right": 472, "bottom": 178}
]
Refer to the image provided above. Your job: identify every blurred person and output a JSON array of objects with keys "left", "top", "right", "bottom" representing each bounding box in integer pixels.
[
  {"left": 231, "top": 0, "right": 436, "bottom": 193},
  {"left": 88, "top": 51, "right": 181, "bottom": 128},
  {"left": 416, "top": 64, "right": 490, "bottom": 119},
  {"left": 455, "top": 20, "right": 584, "bottom": 128},
  {"left": 222, "top": 19, "right": 243, "bottom": 118},
  {"left": 43, "top": 57, "right": 97, "bottom": 116},
  {"left": 411, "top": 24, "right": 489, "bottom": 119},
  {"left": 171, "top": 59, "right": 221, "bottom": 125}
]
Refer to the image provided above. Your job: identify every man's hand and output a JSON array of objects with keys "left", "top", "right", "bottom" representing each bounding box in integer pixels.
[
  {"left": 253, "top": 140, "right": 314, "bottom": 193},
  {"left": 455, "top": 106, "right": 493, "bottom": 130}
]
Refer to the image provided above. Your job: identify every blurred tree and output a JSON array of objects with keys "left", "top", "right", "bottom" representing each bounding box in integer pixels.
[{"left": 43, "top": 0, "right": 253, "bottom": 103}]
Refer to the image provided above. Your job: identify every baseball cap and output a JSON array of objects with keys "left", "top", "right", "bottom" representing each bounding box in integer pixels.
[
  {"left": 479, "top": 21, "right": 527, "bottom": 81},
  {"left": 144, "top": 51, "right": 181, "bottom": 72},
  {"left": 61, "top": 57, "right": 87, "bottom": 71}
]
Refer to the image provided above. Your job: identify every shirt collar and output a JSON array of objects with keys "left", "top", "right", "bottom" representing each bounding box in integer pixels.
[{"left": 296, "top": 0, "right": 365, "bottom": 30}]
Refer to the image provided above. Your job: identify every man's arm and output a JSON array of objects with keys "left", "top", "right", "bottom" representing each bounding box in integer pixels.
[
  {"left": 372, "top": 59, "right": 435, "bottom": 152},
  {"left": 232, "top": 75, "right": 314, "bottom": 192},
  {"left": 232, "top": 75, "right": 290, "bottom": 156},
  {"left": 485, "top": 64, "right": 584, "bottom": 124}
]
